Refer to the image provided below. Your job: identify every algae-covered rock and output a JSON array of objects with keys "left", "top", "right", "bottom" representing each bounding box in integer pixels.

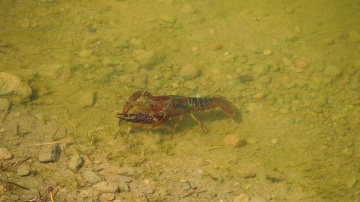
[{"left": 0, "top": 72, "right": 32, "bottom": 104}]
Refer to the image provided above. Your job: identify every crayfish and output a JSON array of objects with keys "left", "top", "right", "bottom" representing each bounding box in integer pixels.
[{"left": 117, "top": 91, "right": 235, "bottom": 134}]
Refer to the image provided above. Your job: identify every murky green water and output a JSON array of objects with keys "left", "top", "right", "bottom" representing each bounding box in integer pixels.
[{"left": 0, "top": 0, "right": 359, "bottom": 201}]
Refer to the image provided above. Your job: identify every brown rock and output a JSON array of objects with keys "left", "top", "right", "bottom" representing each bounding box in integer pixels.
[{"left": 223, "top": 135, "right": 246, "bottom": 148}]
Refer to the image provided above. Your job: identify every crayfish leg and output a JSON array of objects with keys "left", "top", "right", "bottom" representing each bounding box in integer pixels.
[
  {"left": 190, "top": 113, "right": 208, "bottom": 133},
  {"left": 146, "top": 116, "right": 169, "bottom": 130},
  {"left": 170, "top": 115, "right": 183, "bottom": 139}
]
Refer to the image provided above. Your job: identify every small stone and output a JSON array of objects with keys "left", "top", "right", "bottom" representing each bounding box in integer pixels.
[
  {"left": 349, "top": 31, "right": 360, "bottom": 43},
  {"left": 79, "top": 50, "right": 93, "bottom": 58},
  {"left": 279, "top": 107, "right": 289, "bottom": 114},
  {"left": 286, "top": 35, "right": 299, "bottom": 42},
  {"left": 183, "top": 81, "right": 197, "bottom": 90},
  {"left": 117, "top": 165, "right": 140, "bottom": 177},
  {"left": 209, "top": 43, "right": 222, "bottom": 50},
  {"left": 81, "top": 34, "right": 98, "bottom": 45},
  {"left": 271, "top": 139, "right": 279, "bottom": 145},
  {"left": 38, "top": 144, "right": 61, "bottom": 163},
  {"left": 17, "top": 164, "right": 31, "bottom": 176},
  {"left": 129, "top": 38, "right": 145, "bottom": 49},
  {"left": 346, "top": 177, "right": 357, "bottom": 188},
  {"left": 78, "top": 91, "right": 95, "bottom": 108},
  {"left": 101, "top": 193, "right": 115, "bottom": 201},
  {"left": 0, "top": 98, "right": 10, "bottom": 111},
  {"left": 92, "top": 181, "right": 119, "bottom": 193},
  {"left": 259, "top": 75, "right": 271, "bottom": 84},
  {"left": 117, "top": 74, "right": 133, "bottom": 84},
  {"left": 160, "top": 15, "right": 176, "bottom": 24},
  {"left": 234, "top": 193, "right": 250, "bottom": 202},
  {"left": 254, "top": 92, "right": 266, "bottom": 100},
  {"left": 20, "top": 19, "right": 31, "bottom": 29},
  {"left": 237, "top": 170, "right": 256, "bottom": 179},
  {"left": 181, "top": 3, "right": 196, "bottom": 14},
  {"left": 295, "top": 59, "right": 309, "bottom": 70},
  {"left": 323, "top": 65, "right": 342, "bottom": 78},
  {"left": 313, "top": 95, "right": 327, "bottom": 107},
  {"left": 263, "top": 49, "right": 272, "bottom": 56},
  {"left": 282, "top": 57, "right": 293, "bottom": 67},
  {"left": 322, "top": 38, "right": 334, "bottom": 45},
  {"left": 249, "top": 196, "right": 267, "bottom": 202},
  {"left": 211, "top": 69, "right": 221, "bottom": 75},
  {"left": 223, "top": 135, "right": 246, "bottom": 148},
  {"left": 83, "top": 170, "right": 102, "bottom": 184},
  {"left": 135, "top": 50, "right": 164, "bottom": 68},
  {"left": 179, "top": 64, "right": 199, "bottom": 80},
  {"left": 124, "top": 60, "right": 141, "bottom": 73},
  {"left": 0, "top": 72, "right": 32, "bottom": 104},
  {"left": 118, "top": 182, "right": 130, "bottom": 192},
  {"left": 223, "top": 54, "right": 236, "bottom": 63},
  {"left": 102, "top": 56, "right": 120, "bottom": 67},
  {"left": 68, "top": 154, "right": 84, "bottom": 171},
  {"left": 0, "top": 147, "right": 12, "bottom": 160},
  {"left": 115, "top": 38, "right": 128, "bottom": 48},
  {"left": 252, "top": 64, "right": 269, "bottom": 76}
]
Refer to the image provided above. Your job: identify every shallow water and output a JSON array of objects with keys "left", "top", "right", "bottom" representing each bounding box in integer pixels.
[{"left": 0, "top": 0, "right": 359, "bottom": 201}]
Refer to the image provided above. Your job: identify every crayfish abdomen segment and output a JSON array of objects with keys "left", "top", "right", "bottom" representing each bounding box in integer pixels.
[{"left": 187, "top": 97, "right": 235, "bottom": 117}]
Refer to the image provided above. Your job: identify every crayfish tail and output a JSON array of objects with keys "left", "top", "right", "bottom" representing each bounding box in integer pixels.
[{"left": 217, "top": 97, "right": 235, "bottom": 117}]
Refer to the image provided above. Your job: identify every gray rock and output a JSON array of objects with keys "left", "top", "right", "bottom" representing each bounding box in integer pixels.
[
  {"left": 68, "top": 154, "right": 84, "bottom": 171},
  {"left": 92, "top": 181, "right": 119, "bottom": 193},
  {"left": 38, "top": 144, "right": 61, "bottom": 163},
  {"left": 179, "top": 64, "right": 199, "bottom": 80},
  {"left": 0, "top": 72, "right": 32, "bottom": 104},
  {"left": 17, "top": 164, "right": 31, "bottom": 176},
  {"left": 82, "top": 170, "right": 102, "bottom": 184},
  {"left": 0, "top": 147, "right": 12, "bottom": 160}
]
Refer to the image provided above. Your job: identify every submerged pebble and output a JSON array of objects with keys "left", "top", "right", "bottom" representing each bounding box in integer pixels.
[
  {"left": 223, "top": 135, "right": 246, "bottom": 148},
  {"left": 17, "top": 164, "right": 31, "bottom": 176},
  {"left": 179, "top": 64, "right": 199, "bottom": 80},
  {"left": 0, "top": 98, "right": 10, "bottom": 111},
  {"left": 0, "top": 72, "right": 32, "bottom": 104},
  {"left": 68, "top": 154, "right": 84, "bottom": 171},
  {"left": 0, "top": 147, "right": 12, "bottom": 160},
  {"left": 38, "top": 144, "right": 61, "bottom": 163},
  {"left": 92, "top": 181, "right": 119, "bottom": 193},
  {"left": 78, "top": 91, "right": 95, "bottom": 108},
  {"left": 135, "top": 49, "right": 164, "bottom": 68},
  {"left": 234, "top": 193, "right": 250, "bottom": 202}
]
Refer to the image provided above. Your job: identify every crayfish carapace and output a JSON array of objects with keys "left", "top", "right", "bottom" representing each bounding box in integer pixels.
[{"left": 117, "top": 91, "right": 235, "bottom": 134}]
